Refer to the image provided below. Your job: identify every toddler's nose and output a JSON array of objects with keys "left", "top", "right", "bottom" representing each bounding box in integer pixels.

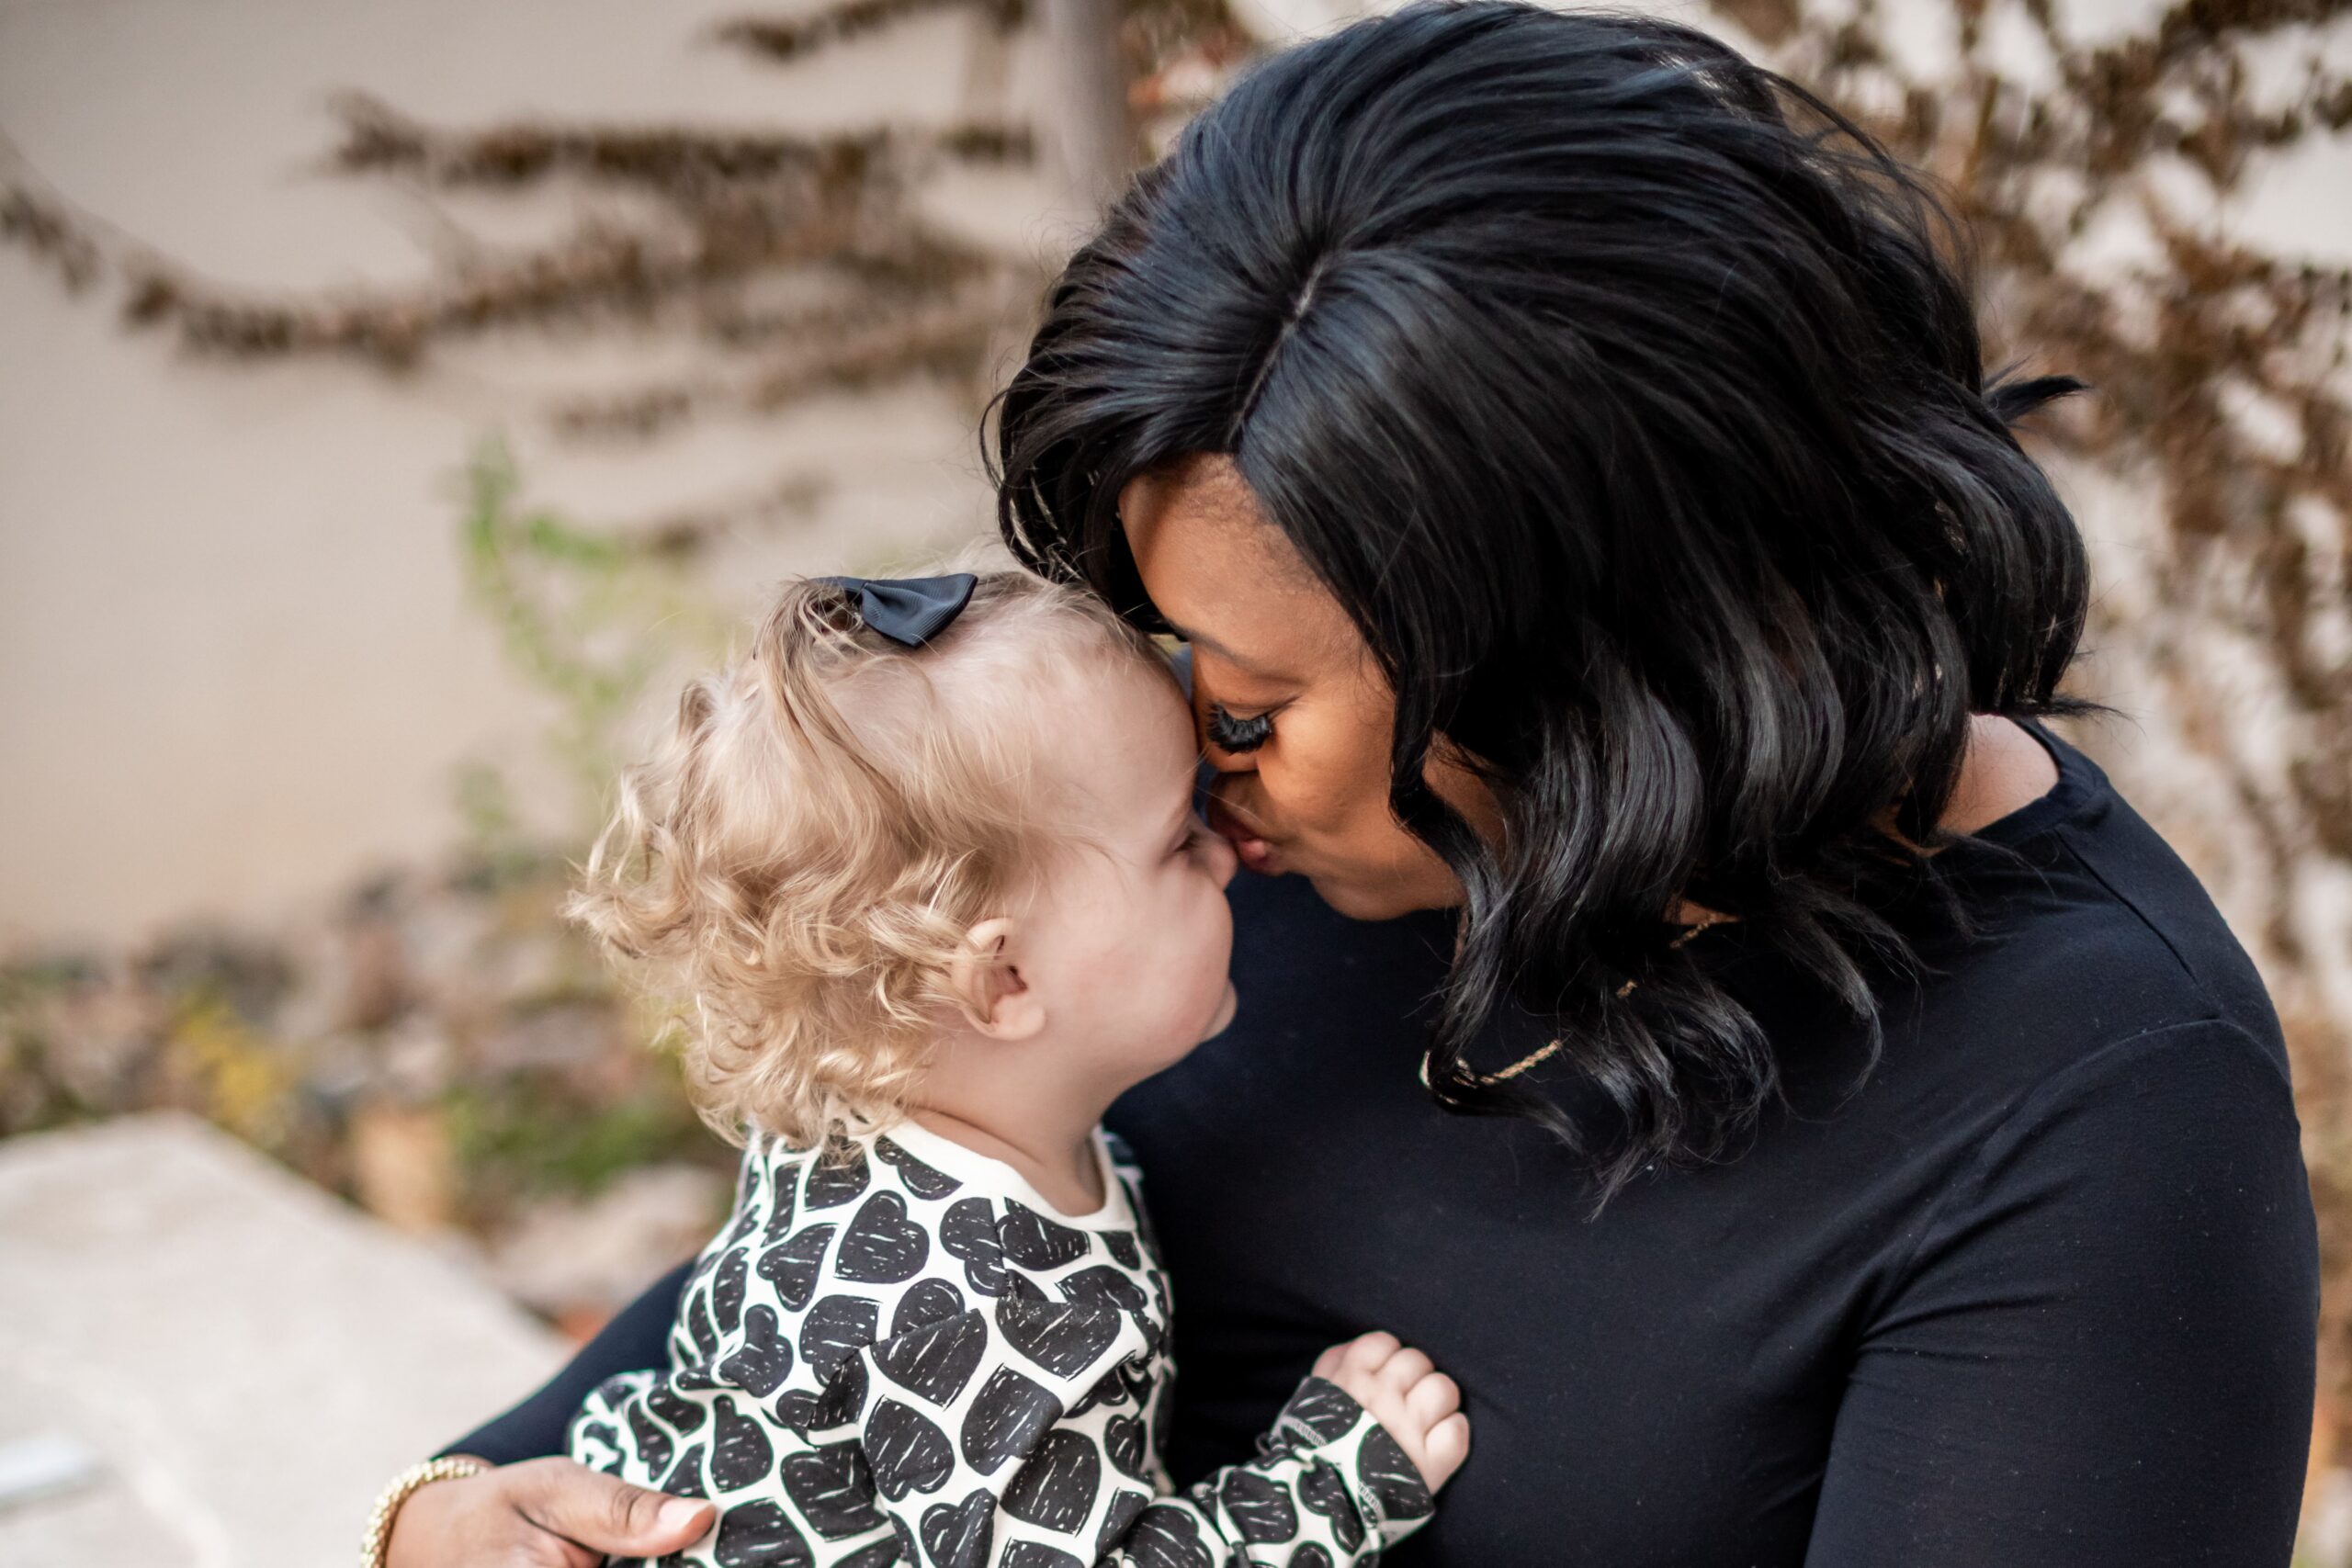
[{"left": 1205, "top": 826, "right": 1239, "bottom": 889}]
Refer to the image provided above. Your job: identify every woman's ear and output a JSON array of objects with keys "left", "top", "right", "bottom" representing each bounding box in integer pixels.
[{"left": 949, "top": 917, "right": 1046, "bottom": 1041}]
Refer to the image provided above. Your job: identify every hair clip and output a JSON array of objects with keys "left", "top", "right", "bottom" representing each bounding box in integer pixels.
[{"left": 817, "top": 573, "right": 978, "bottom": 648}]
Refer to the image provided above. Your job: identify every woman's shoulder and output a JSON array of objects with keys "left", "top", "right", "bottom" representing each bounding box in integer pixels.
[{"left": 1905, "top": 719, "right": 2289, "bottom": 1090}]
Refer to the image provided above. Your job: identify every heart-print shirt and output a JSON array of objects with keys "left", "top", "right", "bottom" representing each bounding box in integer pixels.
[{"left": 568, "top": 1118, "right": 1433, "bottom": 1567}]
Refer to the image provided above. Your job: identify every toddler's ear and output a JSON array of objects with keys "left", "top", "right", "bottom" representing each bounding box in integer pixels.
[{"left": 949, "top": 918, "right": 1046, "bottom": 1041}]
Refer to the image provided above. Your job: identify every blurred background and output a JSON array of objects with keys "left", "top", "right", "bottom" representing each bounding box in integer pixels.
[{"left": 0, "top": 0, "right": 2345, "bottom": 1561}]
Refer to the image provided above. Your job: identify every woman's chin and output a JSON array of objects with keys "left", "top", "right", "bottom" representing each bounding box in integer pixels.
[{"left": 1304, "top": 868, "right": 1457, "bottom": 922}]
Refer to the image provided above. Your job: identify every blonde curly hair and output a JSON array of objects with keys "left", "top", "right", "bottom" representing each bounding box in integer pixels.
[{"left": 570, "top": 569, "right": 1172, "bottom": 1149}]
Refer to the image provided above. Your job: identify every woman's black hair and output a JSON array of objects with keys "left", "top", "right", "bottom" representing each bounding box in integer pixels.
[{"left": 992, "top": 0, "right": 2093, "bottom": 1197}]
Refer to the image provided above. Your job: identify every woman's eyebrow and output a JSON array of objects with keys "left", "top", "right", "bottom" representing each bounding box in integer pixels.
[{"left": 1164, "top": 619, "right": 1283, "bottom": 676}]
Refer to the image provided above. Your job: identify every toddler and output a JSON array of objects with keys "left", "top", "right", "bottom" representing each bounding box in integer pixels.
[{"left": 564, "top": 570, "right": 1468, "bottom": 1567}]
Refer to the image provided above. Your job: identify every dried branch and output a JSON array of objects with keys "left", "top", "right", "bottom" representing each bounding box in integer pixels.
[{"left": 716, "top": 0, "right": 1027, "bottom": 64}]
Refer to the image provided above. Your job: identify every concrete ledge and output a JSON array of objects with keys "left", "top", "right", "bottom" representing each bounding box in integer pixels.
[{"left": 0, "top": 1113, "right": 562, "bottom": 1567}]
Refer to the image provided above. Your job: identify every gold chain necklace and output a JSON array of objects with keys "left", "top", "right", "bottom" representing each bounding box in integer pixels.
[{"left": 1418, "top": 912, "right": 1731, "bottom": 1089}]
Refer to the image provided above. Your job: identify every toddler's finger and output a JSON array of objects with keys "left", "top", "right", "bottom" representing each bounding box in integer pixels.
[
  {"left": 1404, "top": 1371, "right": 1460, "bottom": 1428},
  {"left": 1340, "top": 1331, "right": 1402, "bottom": 1372},
  {"left": 1426, "top": 1413, "right": 1471, "bottom": 1470},
  {"left": 1312, "top": 1343, "right": 1349, "bottom": 1380},
  {"left": 1376, "top": 1346, "right": 1434, "bottom": 1394}
]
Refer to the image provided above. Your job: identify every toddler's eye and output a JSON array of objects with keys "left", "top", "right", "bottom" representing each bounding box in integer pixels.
[{"left": 1205, "top": 705, "right": 1275, "bottom": 753}]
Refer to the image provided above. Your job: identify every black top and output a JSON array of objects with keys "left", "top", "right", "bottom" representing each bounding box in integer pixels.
[{"left": 453, "top": 724, "right": 2319, "bottom": 1566}]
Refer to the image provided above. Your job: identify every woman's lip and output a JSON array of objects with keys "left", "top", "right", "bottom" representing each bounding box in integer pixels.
[{"left": 1205, "top": 797, "right": 1280, "bottom": 874}]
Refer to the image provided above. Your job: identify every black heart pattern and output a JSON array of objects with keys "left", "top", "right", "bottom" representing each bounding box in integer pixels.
[
  {"left": 1357, "top": 1422, "right": 1435, "bottom": 1520},
  {"left": 1102, "top": 1230, "right": 1141, "bottom": 1269},
  {"left": 1295, "top": 1461, "right": 1364, "bottom": 1553},
  {"left": 1065, "top": 1365, "right": 1127, "bottom": 1419},
  {"left": 1003, "top": 1541, "right": 1084, "bottom": 1568},
  {"left": 996, "top": 1300, "right": 1125, "bottom": 1380},
  {"left": 865, "top": 1398, "right": 956, "bottom": 1501},
  {"left": 645, "top": 1381, "right": 707, "bottom": 1435},
  {"left": 1274, "top": 1377, "right": 1363, "bottom": 1447},
  {"left": 874, "top": 1135, "right": 962, "bottom": 1200},
  {"left": 707, "top": 1395, "right": 775, "bottom": 1494},
  {"left": 998, "top": 1201, "right": 1090, "bottom": 1270},
  {"left": 626, "top": 1401, "right": 675, "bottom": 1476},
  {"left": 1091, "top": 1495, "right": 1148, "bottom": 1561},
  {"left": 660, "top": 1441, "right": 706, "bottom": 1498},
  {"left": 798, "top": 1293, "right": 879, "bottom": 1384},
  {"left": 938, "top": 1199, "right": 1007, "bottom": 1296},
  {"left": 755, "top": 1223, "right": 835, "bottom": 1311},
  {"left": 1293, "top": 1547, "right": 1335, "bottom": 1568},
  {"left": 687, "top": 1288, "right": 721, "bottom": 1362},
  {"left": 1104, "top": 1413, "right": 1147, "bottom": 1480},
  {"left": 961, "top": 1365, "right": 1062, "bottom": 1473},
  {"left": 772, "top": 1388, "right": 826, "bottom": 1436},
  {"left": 836, "top": 1540, "right": 900, "bottom": 1568},
  {"left": 778, "top": 1440, "right": 886, "bottom": 1540},
  {"left": 711, "top": 1498, "right": 811, "bottom": 1568},
  {"left": 771, "top": 1348, "right": 863, "bottom": 1439},
  {"left": 872, "top": 1308, "right": 988, "bottom": 1406},
  {"left": 919, "top": 1487, "right": 995, "bottom": 1568},
  {"left": 1218, "top": 1470, "right": 1299, "bottom": 1544},
  {"left": 1122, "top": 1508, "right": 1214, "bottom": 1568},
  {"left": 1003, "top": 1428, "right": 1100, "bottom": 1532},
  {"left": 1055, "top": 1265, "right": 1148, "bottom": 1314},
  {"left": 713, "top": 1247, "right": 748, "bottom": 1333},
  {"left": 803, "top": 1146, "right": 870, "bottom": 1209},
  {"left": 891, "top": 1278, "right": 967, "bottom": 1338},
  {"left": 837, "top": 1191, "right": 929, "bottom": 1284},
  {"left": 761, "top": 1179, "right": 798, "bottom": 1245},
  {"left": 718, "top": 1304, "right": 796, "bottom": 1397},
  {"left": 1095, "top": 1489, "right": 1150, "bottom": 1557}
]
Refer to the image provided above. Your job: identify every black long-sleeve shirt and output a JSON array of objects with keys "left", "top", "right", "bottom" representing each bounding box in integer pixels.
[{"left": 453, "top": 723, "right": 2318, "bottom": 1565}]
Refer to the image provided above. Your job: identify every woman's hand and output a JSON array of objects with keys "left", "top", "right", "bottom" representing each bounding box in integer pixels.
[{"left": 384, "top": 1456, "right": 715, "bottom": 1568}]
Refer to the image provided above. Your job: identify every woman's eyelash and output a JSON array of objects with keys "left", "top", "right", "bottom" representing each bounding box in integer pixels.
[{"left": 1206, "top": 705, "right": 1275, "bottom": 752}]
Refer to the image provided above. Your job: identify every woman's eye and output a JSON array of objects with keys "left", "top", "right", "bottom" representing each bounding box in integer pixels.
[{"left": 1205, "top": 705, "right": 1275, "bottom": 753}]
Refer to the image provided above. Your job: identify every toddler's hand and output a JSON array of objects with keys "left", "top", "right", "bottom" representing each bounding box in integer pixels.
[{"left": 1311, "top": 1330, "right": 1471, "bottom": 1493}]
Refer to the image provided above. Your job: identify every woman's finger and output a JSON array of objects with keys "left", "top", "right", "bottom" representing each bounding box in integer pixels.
[{"left": 510, "top": 1457, "right": 715, "bottom": 1558}]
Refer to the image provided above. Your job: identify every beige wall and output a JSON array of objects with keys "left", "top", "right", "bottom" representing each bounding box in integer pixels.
[
  {"left": 0, "top": 0, "right": 1069, "bottom": 943},
  {"left": 2, "top": 0, "right": 2346, "bottom": 950}
]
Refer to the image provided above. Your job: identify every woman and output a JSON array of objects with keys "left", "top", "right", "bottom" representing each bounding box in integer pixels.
[{"left": 384, "top": 5, "right": 2318, "bottom": 1563}]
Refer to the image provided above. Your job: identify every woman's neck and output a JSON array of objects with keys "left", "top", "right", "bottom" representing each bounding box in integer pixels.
[
  {"left": 1938, "top": 713, "right": 2060, "bottom": 835},
  {"left": 1668, "top": 714, "right": 2060, "bottom": 927}
]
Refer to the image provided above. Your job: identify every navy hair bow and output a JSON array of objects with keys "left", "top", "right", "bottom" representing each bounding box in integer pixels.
[{"left": 818, "top": 573, "right": 978, "bottom": 648}]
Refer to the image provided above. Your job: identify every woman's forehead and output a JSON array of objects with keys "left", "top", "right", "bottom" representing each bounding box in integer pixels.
[{"left": 1119, "top": 456, "right": 1349, "bottom": 672}]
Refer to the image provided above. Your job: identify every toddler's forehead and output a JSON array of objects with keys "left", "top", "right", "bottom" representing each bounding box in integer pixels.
[{"left": 1021, "top": 656, "right": 1194, "bottom": 821}]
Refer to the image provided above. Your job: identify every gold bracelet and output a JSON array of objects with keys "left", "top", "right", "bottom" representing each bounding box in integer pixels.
[{"left": 359, "top": 1454, "right": 490, "bottom": 1568}]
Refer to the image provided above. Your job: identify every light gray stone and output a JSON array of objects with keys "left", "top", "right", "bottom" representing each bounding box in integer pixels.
[{"left": 0, "top": 1113, "right": 563, "bottom": 1568}]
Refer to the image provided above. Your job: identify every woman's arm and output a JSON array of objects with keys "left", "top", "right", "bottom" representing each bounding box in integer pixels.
[
  {"left": 382, "top": 1261, "right": 706, "bottom": 1568},
  {"left": 443, "top": 1258, "right": 694, "bottom": 1463},
  {"left": 1804, "top": 1019, "right": 2318, "bottom": 1566}
]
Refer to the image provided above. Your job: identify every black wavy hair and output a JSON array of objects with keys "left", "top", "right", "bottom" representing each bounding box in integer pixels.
[{"left": 992, "top": 0, "right": 2092, "bottom": 1196}]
